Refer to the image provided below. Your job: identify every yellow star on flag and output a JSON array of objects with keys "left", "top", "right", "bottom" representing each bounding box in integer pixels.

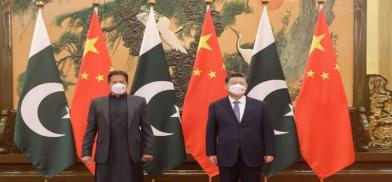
[
  {"left": 193, "top": 68, "right": 202, "bottom": 76},
  {"left": 309, "top": 34, "right": 325, "bottom": 54},
  {"left": 96, "top": 74, "right": 104, "bottom": 82},
  {"left": 306, "top": 70, "right": 315, "bottom": 78},
  {"left": 334, "top": 64, "right": 340, "bottom": 70},
  {"left": 222, "top": 63, "right": 226, "bottom": 70},
  {"left": 208, "top": 71, "right": 217, "bottom": 79},
  {"left": 81, "top": 72, "right": 89, "bottom": 80},
  {"left": 197, "top": 34, "right": 212, "bottom": 51},
  {"left": 321, "top": 72, "right": 329, "bottom": 80},
  {"left": 83, "top": 37, "right": 99, "bottom": 56}
]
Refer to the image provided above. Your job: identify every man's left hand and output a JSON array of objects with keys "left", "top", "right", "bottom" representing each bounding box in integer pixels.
[
  {"left": 264, "top": 155, "right": 274, "bottom": 163},
  {"left": 142, "top": 154, "right": 154, "bottom": 161}
]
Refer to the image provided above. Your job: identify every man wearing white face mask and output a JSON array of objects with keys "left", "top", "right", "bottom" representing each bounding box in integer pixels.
[
  {"left": 206, "top": 72, "right": 276, "bottom": 182},
  {"left": 81, "top": 70, "right": 154, "bottom": 182}
]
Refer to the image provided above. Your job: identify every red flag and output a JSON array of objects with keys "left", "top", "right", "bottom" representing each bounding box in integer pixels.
[
  {"left": 181, "top": 9, "right": 227, "bottom": 177},
  {"left": 294, "top": 8, "right": 355, "bottom": 179},
  {"left": 70, "top": 11, "right": 112, "bottom": 174}
]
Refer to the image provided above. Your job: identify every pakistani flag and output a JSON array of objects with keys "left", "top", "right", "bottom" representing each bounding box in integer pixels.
[
  {"left": 130, "top": 8, "right": 186, "bottom": 177},
  {"left": 14, "top": 8, "right": 75, "bottom": 178},
  {"left": 247, "top": 6, "right": 299, "bottom": 176}
]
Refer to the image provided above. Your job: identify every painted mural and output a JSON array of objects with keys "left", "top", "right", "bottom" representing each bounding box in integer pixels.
[{"left": 11, "top": 0, "right": 354, "bottom": 108}]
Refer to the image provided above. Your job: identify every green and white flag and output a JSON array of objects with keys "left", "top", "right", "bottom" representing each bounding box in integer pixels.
[
  {"left": 247, "top": 6, "right": 299, "bottom": 176},
  {"left": 14, "top": 8, "right": 75, "bottom": 178},
  {"left": 130, "top": 7, "right": 186, "bottom": 177}
]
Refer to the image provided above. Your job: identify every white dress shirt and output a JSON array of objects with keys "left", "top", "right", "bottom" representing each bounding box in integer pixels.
[{"left": 229, "top": 96, "right": 246, "bottom": 122}]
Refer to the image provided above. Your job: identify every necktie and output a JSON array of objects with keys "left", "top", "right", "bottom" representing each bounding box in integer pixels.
[{"left": 233, "top": 100, "right": 241, "bottom": 123}]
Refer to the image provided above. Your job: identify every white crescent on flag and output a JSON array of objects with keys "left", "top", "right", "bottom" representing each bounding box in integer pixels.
[
  {"left": 134, "top": 81, "right": 176, "bottom": 137},
  {"left": 20, "top": 83, "right": 66, "bottom": 138},
  {"left": 248, "top": 80, "right": 291, "bottom": 136}
]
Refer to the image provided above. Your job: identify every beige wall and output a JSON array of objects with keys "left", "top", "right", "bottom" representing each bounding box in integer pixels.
[{"left": 367, "top": 0, "right": 392, "bottom": 90}]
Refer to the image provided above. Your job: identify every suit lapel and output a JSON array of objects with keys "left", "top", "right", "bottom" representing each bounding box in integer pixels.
[
  {"left": 102, "top": 96, "right": 110, "bottom": 125},
  {"left": 240, "top": 97, "right": 251, "bottom": 124},
  {"left": 127, "top": 95, "right": 135, "bottom": 128},
  {"left": 224, "top": 97, "right": 240, "bottom": 125}
]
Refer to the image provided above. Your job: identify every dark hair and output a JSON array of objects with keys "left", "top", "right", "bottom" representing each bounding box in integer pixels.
[
  {"left": 225, "top": 72, "right": 247, "bottom": 83},
  {"left": 108, "top": 70, "right": 129, "bottom": 83}
]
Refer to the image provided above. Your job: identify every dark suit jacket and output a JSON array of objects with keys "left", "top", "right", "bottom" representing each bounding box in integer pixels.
[
  {"left": 82, "top": 95, "right": 154, "bottom": 163},
  {"left": 206, "top": 96, "right": 276, "bottom": 167}
]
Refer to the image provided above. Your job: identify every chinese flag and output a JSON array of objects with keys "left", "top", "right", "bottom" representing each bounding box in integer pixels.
[
  {"left": 181, "top": 9, "right": 226, "bottom": 177},
  {"left": 294, "top": 8, "right": 355, "bottom": 179},
  {"left": 70, "top": 11, "right": 112, "bottom": 174}
]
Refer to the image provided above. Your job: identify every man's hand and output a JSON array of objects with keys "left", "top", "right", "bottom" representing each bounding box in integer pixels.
[
  {"left": 82, "top": 156, "right": 92, "bottom": 165},
  {"left": 141, "top": 154, "right": 154, "bottom": 162},
  {"left": 208, "top": 155, "right": 218, "bottom": 165},
  {"left": 264, "top": 155, "right": 274, "bottom": 163}
]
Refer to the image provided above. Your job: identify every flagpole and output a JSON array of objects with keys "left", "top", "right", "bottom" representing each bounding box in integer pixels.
[
  {"left": 35, "top": 2, "right": 48, "bottom": 181},
  {"left": 260, "top": 0, "right": 269, "bottom": 178},
  {"left": 317, "top": 1, "right": 326, "bottom": 179},
  {"left": 204, "top": 1, "right": 215, "bottom": 180},
  {"left": 262, "top": 2, "right": 270, "bottom": 182},
  {"left": 317, "top": 1, "right": 325, "bottom": 178},
  {"left": 144, "top": 1, "right": 156, "bottom": 179},
  {"left": 205, "top": 1, "right": 212, "bottom": 180}
]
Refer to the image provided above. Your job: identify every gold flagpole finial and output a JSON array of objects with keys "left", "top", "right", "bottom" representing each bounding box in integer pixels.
[
  {"left": 317, "top": 0, "right": 325, "bottom": 10},
  {"left": 262, "top": 0, "right": 270, "bottom": 5},
  {"left": 317, "top": 0, "right": 326, "bottom": 4},
  {"left": 148, "top": 0, "right": 156, "bottom": 6},
  {"left": 36, "top": 1, "right": 44, "bottom": 8},
  {"left": 92, "top": 0, "right": 100, "bottom": 7},
  {"left": 205, "top": 0, "right": 212, "bottom": 11}
]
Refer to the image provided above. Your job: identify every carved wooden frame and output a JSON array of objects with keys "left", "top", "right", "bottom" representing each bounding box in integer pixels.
[
  {"left": 354, "top": 0, "right": 392, "bottom": 154},
  {"left": 353, "top": 0, "right": 367, "bottom": 109}
]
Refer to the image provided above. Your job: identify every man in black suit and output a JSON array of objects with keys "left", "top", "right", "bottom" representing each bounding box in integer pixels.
[
  {"left": 81, "top": 70, "right": 154, "bottom": 182},
  {"left": 206, "top": 72, "right": 276, "bottom": 182}
]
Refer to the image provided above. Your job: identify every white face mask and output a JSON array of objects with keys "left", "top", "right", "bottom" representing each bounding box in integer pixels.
[
  {"left": 228, "top": 83, "right": 246, "bottom": 96},
  {"left": 111, "top": 83, "right": 126, "bottom": 95}
]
